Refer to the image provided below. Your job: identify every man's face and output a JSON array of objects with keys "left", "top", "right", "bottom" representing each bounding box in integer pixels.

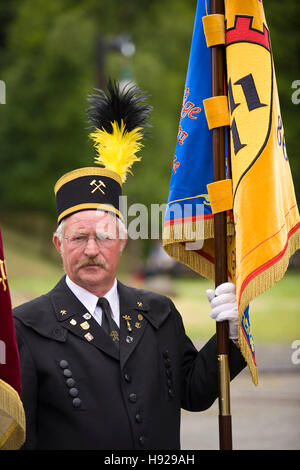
[{"left": 53, "top": 210, "right": 127, "bottom": 293}]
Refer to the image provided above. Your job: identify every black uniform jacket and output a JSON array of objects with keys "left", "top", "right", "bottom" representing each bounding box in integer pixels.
[{"left": 14, "top": 276, "right": 246, "bottom": 450}]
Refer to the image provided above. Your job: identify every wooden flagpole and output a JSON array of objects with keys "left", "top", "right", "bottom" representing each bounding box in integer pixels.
[{"left": 210, "top": 0, "right": 233, "bottom": 450}]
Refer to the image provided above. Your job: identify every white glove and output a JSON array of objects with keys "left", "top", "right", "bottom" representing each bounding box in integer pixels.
[{"left": 206, "top": 282, "right": 238, "bottom": 343}]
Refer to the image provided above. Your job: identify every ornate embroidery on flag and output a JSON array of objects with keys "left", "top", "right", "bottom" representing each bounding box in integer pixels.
[
  {"left": 225, "top": 0, "right": 300, "bottom": 383},
  {"left": 163, "top": 0, "right": 300, "bottom": 385}
]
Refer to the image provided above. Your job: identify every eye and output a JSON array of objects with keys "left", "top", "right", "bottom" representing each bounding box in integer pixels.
[{"left": 69, "top": 235, "right": 88, "bottom": 245}]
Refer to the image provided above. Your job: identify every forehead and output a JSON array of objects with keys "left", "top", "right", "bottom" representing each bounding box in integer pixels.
[{"left": 65, "top": 210, "right": 118, "bottom": 233}]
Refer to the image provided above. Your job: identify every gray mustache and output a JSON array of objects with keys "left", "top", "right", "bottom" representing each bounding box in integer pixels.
[{"left": 78, "top": 258, "right": 108, "bottom": 269}]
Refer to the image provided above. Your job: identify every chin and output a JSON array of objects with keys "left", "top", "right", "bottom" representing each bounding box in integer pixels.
[{"left": 80, "top": 273, "right": 105, "bottom": 284}]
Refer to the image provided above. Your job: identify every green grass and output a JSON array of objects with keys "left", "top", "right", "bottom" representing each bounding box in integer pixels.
[
  {"left": 245, "top": 273, "right": 300, "bottom": 343},
  {"left": 3, "top": 225, "right": 300, "bottom": 344},
  {"left": 169, "top": 274, "right": 300, "bottom": 343}
]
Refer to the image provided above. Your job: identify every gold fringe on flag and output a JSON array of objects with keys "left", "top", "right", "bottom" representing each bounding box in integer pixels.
[
  {"left": 0, "top": 379, "right": 25, "bottom": 450},
  {"left": 163, "top": 215, "right": 235, "bottom": 282}
]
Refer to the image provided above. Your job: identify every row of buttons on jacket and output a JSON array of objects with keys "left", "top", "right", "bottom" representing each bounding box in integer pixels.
[
  {"left": 163, "top": 350, "right": 175, "bottom": 399},
  {"left": 59, "top": 360, "right": 82, "bottom": 408},
  {"left": 124, "top": 372, "right": 145, "bottom": 446}
]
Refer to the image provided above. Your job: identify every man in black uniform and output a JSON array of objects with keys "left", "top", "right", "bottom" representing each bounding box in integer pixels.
[{"left": 14, "top": 82, "right": 246, "bottom": 449}]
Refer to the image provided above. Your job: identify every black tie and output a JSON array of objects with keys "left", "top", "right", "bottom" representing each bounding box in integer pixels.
[{"left": 97, "top": 297, "right": 119, "bottom": 348}]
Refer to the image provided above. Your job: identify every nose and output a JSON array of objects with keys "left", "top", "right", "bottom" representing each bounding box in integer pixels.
[{"left": 83, "top": 237, "right": 100, "bottom": 257}]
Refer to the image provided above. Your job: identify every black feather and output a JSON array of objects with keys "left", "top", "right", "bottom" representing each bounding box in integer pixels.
[{"left": 86, "top": 79, "right": 152, "bottom": 134}]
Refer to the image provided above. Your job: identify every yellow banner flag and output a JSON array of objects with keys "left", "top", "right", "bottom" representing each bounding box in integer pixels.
[
  {"left": 163, "top": 0, "right": 299, "bottom": 385},
  {"left": 225, "top": 0, "right": 300, "bottom": 382}
]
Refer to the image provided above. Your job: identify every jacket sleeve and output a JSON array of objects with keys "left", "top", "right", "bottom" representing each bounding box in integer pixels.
[
  {"left": 14, "top": 319, "right": 38, "bottom": 450},
  {"left": 172, "top": 302, "right": 246, "bottom": 412}
]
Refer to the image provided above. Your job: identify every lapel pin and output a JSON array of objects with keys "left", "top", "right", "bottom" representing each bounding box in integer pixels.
[
  {"left": 126, "top": 335, "right": 134, "bottom": 343},
  {"left": 135, "top": 322, "right": 141, "bottom": 329},
  {"left": 84, "top": 332, "right": 94, "bottom": 342},
  {"left": 110, "top": 330, "right": 119, "bottom": 342},
  {"left": 138, "top": 314, "right": 143, "bottom": 321},
  {"left": 137, "top": 301, "right": 143, "bottom": 308},
  {"left": 70, "top": 319, "right": 77, "bottom": 326},
  {"left": 80, "top": 321, "right": 90, "bottom": 330},
  {"left": 83, "top": 313, "right": 92, "bottom": 320},
  {"left": 60, "top": 309, "right": 67, "bottom": 315},
  {"left": 122, "top": 315, "right": 132, "bottom": 332}
]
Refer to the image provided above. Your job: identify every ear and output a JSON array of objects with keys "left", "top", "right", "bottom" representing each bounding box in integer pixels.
[{"left": 53, "top": 233, "right": 62, "bottom": 255}]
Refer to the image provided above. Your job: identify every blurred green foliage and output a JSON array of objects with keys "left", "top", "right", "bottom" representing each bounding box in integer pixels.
[{"left": 0, "top": 0, "right": 299, "bottom": 228}]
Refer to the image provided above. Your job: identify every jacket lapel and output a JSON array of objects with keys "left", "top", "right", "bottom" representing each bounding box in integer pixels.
[
  {"left": 49, "top": 277, "right": 172, "bottom": 366},
  {"left": 118, "top": 282, "right": 148, "bottom": 370},
  {"left": 117, "top": 281, "right": 171, "bottom": 370},
  {"left": 50, "top": 277, "right": 119, "bottom": 361}
]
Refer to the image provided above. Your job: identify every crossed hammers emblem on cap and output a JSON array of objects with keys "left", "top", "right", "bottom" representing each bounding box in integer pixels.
[{"left": 90, "top": 179, "right": 106, "bottom": 195}]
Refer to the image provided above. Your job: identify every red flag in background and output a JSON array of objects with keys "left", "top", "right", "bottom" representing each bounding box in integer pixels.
[{"left": 0, "top": 227, "right": 25, "bottom": 449}]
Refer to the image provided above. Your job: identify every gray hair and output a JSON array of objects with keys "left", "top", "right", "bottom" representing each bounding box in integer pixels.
[{"left": 55, "top": 219, "right": 66, "bottom": 244}]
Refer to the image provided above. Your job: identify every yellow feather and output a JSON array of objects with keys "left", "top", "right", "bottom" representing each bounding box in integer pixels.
[{"left": 89, "top": 121, "right": 143, "bottom": 183}]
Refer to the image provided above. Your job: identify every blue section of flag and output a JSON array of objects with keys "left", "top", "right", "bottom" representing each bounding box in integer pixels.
[
  {"left": 165, "top": 0, "right": 212, "bottom": 222},
  {"left": 241, "top": 305, "right": 256, "bottom": 364}
]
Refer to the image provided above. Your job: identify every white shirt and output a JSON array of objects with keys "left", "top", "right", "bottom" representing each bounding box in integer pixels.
[{"left": 65, "top": 276, "right": 120, "bottom": 327}]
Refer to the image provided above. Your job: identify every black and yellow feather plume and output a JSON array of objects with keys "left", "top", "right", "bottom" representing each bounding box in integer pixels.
[{"left": 86, "top": 80, "right": 152, "bottom": 183}]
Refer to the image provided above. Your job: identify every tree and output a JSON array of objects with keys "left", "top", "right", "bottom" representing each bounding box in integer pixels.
[{"left": 0, "top": 0, "right": 298, "bottom": 224}]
